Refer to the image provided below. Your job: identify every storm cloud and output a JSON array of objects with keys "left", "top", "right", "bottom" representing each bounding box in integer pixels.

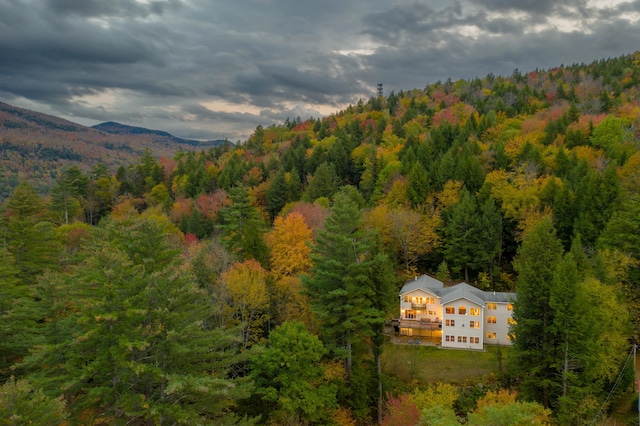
[{"left": 1, "top": 0, "right": 639, "bottom": 141}]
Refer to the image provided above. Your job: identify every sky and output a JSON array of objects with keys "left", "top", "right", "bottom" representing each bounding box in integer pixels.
[{"left": 1, "top": 0, "right": 640, "bottom": 142}]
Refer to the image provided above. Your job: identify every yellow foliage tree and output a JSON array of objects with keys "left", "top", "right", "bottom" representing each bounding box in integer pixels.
[
  {"left": 365, "top": 205, "right": 439, "bottom": 274},
  {"left": 266, "top": 212, "right": 313, "bottom": 279},
  {"left": 220, "top": 260, "right": 269, "bottom": 349}
]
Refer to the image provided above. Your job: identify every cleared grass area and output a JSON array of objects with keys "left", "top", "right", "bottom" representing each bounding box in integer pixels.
[{"left": 382, "top": 342, "right": 513, "bottom": 383}]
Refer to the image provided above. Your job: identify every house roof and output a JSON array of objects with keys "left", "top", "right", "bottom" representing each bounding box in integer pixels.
[
  {"left": 399, "top": 275, "right": 444, "bottom": 295},
  {"left": 399, "top": 275, "right": 516, "bottom": 306},
  {"left": 440, "top": 282, "right": 487, "bottom": 306}
]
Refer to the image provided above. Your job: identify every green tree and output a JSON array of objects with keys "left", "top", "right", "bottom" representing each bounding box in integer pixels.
[
  {"left": 511, "top": 216, "right": 564, "bottom": 407},
  {"left": 302, "top": 162, "right": 340, "bottom": 202},
  {"left": 29, "top": 217, "right": 253, "bottom": 424},
  {"left": 250, "top": 321, "right": 337, "bottom": 424},
  {"left": 302, "top": 189, "right": 394, "bottom": 422},
  {"left": 406, "top": 162, "right": 430, "bottom": 208},
  {"left": 219, "top": 185, "right": 268, "bottom": 264},
  {"left": 49, "top": 166, "right": 89, "bottom": 225},
  {"left": 3, "top": 182, "right": 60, "bottom": 284},
  {"left": 0, "top": 376, "right": 68, "bottom": 425},
  {"left": 442, "top": 190, "right": 475, "bottom": 281}
]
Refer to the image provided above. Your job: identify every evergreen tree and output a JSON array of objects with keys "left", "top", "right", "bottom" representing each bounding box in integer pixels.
[
  {"left": 302, "top": 189, "right": 394, "bottom": 422},
  {"left": 219, "top": 186, "right": 268, "bottom": 264},
  {"left": 302, "top": 162, "right": 340, "bottom": 202},
  {"left": 511, "top": 217, "right": 564, "bottom": 407},
  {"left": 443, "top": 190, "right": 476, "bottom": 281},
  {"left": 28, "top": 217, "right": 253, "bottom": 424},
  {"left": 406, "top": 162, "right": 429, "bottom": 208},
  {"left": 49, "top": 166, "right": 89, "bottom": 225}
]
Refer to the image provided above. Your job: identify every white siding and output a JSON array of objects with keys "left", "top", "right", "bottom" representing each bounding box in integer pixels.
[
  {"left": 441, "top": 299, "right": 484, "bottom": 350},
  {"left": 400, "top": 289, "right": 442, "bottom": 321},
  {"left": 484, "top": 302, "right": 514, "bottom": 345}
]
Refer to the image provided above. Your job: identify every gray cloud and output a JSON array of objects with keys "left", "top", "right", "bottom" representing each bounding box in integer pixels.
[{"left": 1, "top": 0, "right": 639, "bottom": 141}]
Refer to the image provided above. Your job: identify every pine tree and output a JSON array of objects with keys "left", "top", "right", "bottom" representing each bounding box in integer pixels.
[
  {"left": 511, "top": 217, "right": 564, "bottom": 407},
  {"left": 302, "top": 189, "right": 394, "bottom": 423},
  {"left": 219, "top": 185, "right": 268, "bottom": 264},
  {"left": 28, "top": 217, "right": 254, "bottom": 424}
]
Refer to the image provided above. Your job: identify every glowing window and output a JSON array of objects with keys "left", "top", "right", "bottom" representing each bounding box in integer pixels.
[
  {"left": 458, "top": 306, "right": 467, "bottom": 315},
  {"left": 507, "top": 304, "right": 513, "bottom": 311},
  {"left": 445, "top": 306, "right": 455, "bottom": 314},
  {"left": 487, "top": 303, "right": 497, "bottom": 310},
  {"left": 487, "top": 316, "right": 497, "bottom": 324},
  {"left": 486, "top": 332, "right": 496, "bottom": 339},
  {"left": 470, "top": 321, "right": 480, "bottom": 329},
  {"left": 470, "top": 308, "right": 480, "bottom": 316}
]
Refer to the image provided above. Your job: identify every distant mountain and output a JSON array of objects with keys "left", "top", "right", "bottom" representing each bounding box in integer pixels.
[
  {"left": 92, "top": 122, "right": 230, "bottom": 148},
  {"left": 0, "top": 101, "right": 231, "bottom": 200}
]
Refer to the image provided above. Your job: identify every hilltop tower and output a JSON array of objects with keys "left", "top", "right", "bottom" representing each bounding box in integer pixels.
[{"left": 377, "top": 83, "right": 383, "bottom": 97}]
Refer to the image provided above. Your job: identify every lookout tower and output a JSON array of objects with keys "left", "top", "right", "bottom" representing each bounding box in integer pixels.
[{"left": 377, "top": 83, "right": 383, "bottom": 97}]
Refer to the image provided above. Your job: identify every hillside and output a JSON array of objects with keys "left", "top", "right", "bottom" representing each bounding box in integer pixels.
[
  {"left": 92, "top": 121, "right": 229, "bottom": 148},
  {"left": 3, "top": 51, "right": 640, "bottom": 425},
  {"left": 0, "top": 102, "right": 229, "bottom": 199}
]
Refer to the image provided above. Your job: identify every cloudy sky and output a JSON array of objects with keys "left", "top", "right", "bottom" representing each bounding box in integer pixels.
[{"left": 1, "top": 0, "right": 639, "bottom": 142}]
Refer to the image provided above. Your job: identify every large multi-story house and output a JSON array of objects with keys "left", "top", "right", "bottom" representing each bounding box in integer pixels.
[{"left": 397, "top": 275, "right": 516, "bottom": 350}]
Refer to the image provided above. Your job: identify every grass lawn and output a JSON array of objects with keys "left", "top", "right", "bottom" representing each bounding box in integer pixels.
[{"left": 382, "top": 342, "right": 512, "bottom": 383}]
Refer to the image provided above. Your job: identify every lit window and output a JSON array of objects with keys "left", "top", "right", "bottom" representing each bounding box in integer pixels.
[
  {"left": 472, "top": 337, "right": 480, "bottom": 344},
  {"left": 507, "top": 334, "right": 513, "bottom": 341},
  {"left": 445, "top": 306, "right": 455, "bottom": 314},
  {"left": 487, "top": 316, "right": 496, "bottom": 324},
  {"left": 486, "top": 332, "right": 496, "bottom": 339},
  {"left": 406, "top": 310, "right": 416, "bottom": 319},
  {"left": 507, "top": 304, "right": 513, "bottom": 311},
  {"left": 446, "top": 319, "right": 455, "bottom": 327},
  {"left": 458, "top": 306, "right": 467, "bottom": 315},
  {"left": 403, "top": 295, "right": 409, "bottom": 302},
  {"left": 507, "top": 317, "right": 516, "bottom": 325},
  {"left": 470, "top": 308, "right": 480, "bottom": 316},
  {"left": 470, "top": 321, "right": 480, "bottom": 329},
  {"left": 487, "top": 303, "right": 497, "bottom": 310}
]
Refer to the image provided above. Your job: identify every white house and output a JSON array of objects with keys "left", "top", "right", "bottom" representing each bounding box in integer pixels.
[{"left": 398, "top": 275, "right": 516, "bottom": 350}]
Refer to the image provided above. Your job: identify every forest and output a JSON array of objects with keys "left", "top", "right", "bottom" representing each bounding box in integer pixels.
[{"left": 2, "top": 52, "right": 640, "bottom": 425}]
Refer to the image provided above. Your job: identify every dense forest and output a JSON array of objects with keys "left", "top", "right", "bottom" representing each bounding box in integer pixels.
[{"left": 2, "top": 52, "right": 640, "bottom": 425}]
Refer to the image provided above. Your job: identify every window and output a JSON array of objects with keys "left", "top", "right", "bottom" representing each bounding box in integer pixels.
[
  {"left": 486, "top": 332, "right": 496, "bottom": 339},
  {"left": 458, "top": 306, "right": 467, "bottom": 315},
  {"left": 445, "top": 306, "right": 455, "bottom": 314},
  {"left": 507, "top": 334, "right": 513, "bottom": 341},
  {"left": 406, "top": 310, "right": 416, "bottom": 319},
  {"left": 487, "top": 316, "right": 496, "bottom": 324},
  {"left": 445, "top": 335, "right": 453, "bottom": 342},
  {"left": 471, "top": 337, "right": 480, "bottom": 344},
  {"left": 457, "top": 336, "right": 467, "bottom": 343},
  {"left": 487, "top": 303, "right": 497, "bottom": 310},
  {"left": 507, "top": 317, "right": 516, "bottom": 325},
  {"left": 403, "top": 295, "right": 409, "bottom": 302},
  {"left": 427, "top": 297, "right": 435, "bottom": 304},
  {"left": 445, "top": 319, "right": 455, "bottom": 327},
  {"left": 470, "top": 321, "right": 480, "bottom": 329},
  {"left": 507, "top": 304, "right": 513, "bottom": 311},
  {"left": 470, "top": 308, "right": 480, "bottom": 316}
]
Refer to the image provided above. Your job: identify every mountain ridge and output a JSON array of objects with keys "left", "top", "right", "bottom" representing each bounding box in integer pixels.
[{"left": 0, "top": 101, "right": 231, "bottom": 199}]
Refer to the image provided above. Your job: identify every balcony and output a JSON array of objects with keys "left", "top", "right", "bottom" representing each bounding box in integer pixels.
[{"left": 411, "top": 303, "right": 427, "bottom": 309}]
